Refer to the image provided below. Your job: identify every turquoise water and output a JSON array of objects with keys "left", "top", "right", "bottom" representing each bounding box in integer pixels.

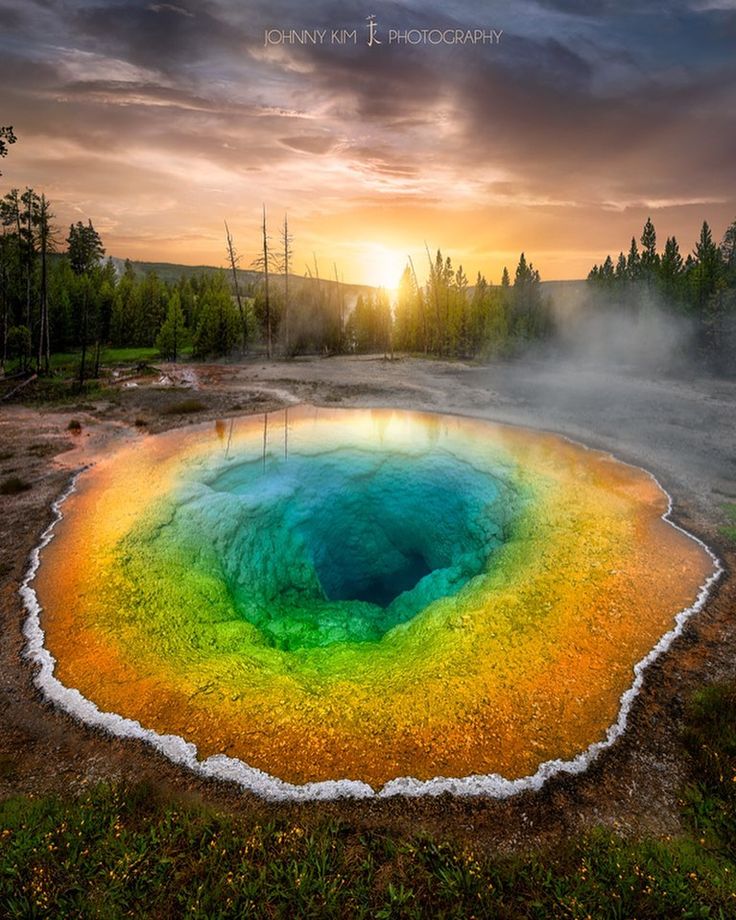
[{"left": 133, "top": 447, "right": 518, "bottom": 651}]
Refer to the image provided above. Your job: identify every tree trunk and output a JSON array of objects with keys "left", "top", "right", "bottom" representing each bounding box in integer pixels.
[
  {"left": 225, "top": 220, "right": 246, "bottom": 355},
  {"left": 334, "top": 262, "right": 343, "bottom": 352},
  {"left": 25, "top": 194, "right": 32, "bottom": 332},
  {"left": 1, "top": 229, "right": 8, "bottom": 372},
  {"left": 38, "top": 211, "right": 49, "bottom": 374},
  {"left": 262, "top": 205, "right": 271, "bottom": 359},
  {"left": 79, "top": 284, "right": 88, "bottom": 389},
  {"left": 282, "top": 215, "right": 291, "bottom": 356}
]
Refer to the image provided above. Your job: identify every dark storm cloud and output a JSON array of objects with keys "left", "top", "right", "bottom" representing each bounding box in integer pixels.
[
  {"left": 0, "top": 7, "right": 24, "bottom": 29},
  {"left": 71, "top": 0, "right": 244, "bottom": 72},
  {"left": 247, "top": 0, "right": 735, "bottom": 207}
]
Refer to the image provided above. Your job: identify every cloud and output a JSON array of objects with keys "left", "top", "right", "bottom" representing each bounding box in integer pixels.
[
  {"left": 148, "top": 3, "right": 195, "bottom": 16},
  {"left": 70, "top": 1, "right": 246, "bottom": 74},
  {"left": 1, "top": 0, "right": 734, "bottom": 282},
  {"left": 279, "top": 135, "right": 336, "bottom": 154}
]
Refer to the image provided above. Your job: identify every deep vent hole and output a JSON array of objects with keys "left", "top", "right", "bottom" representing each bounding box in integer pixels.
[
  {"left": 205, "top": 448, "right": 513, "bottom": 649},
  {"left": 317, "top": 546, "right": 434, "bottom": 608}
]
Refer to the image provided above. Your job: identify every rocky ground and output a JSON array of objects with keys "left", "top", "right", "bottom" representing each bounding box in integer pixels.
[{"left": 0, "top": 355, "right": 734, "bottom": 852}]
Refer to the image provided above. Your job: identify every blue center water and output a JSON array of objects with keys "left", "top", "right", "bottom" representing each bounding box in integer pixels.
[{"left": 167, "top": 447, "right": 517, "bottom": 649}]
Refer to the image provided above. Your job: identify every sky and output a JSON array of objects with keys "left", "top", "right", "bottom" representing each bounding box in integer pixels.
[{"left": 1, "top": 0, "right": 736, "bottom": 286}]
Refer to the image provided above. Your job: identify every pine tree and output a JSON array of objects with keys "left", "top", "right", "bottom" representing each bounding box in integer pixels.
[
  {"left": 156, "top": 292, "right": 188, "bottom": 361},
  {"left": 67, "top": 220, "right": 104, "bottom": 275},
  {"left": 600, "top": 255, "right": 615, "bottom": 284},
  {"left": 720, "top": 219, "right": 736, "bottom": 277},
  {"left": 691, "top": 221, "right": 723, "bottom": 311},
  {"left": 659, "top": 236, "right": 684, "bottom": 303},
  {"left": 67, "top": 220, "right": 104, "bottom": 386},
  {"left": 640, "top": 217, "right": 659, "bottom": 277},
  {"left": 193, "top": 276, "right": 241, "bottom": 358},
  {"left": 626, "top": 237, "right": 641, "bottom": 280},
  {"left": 512, "top": 253, "right": 545, "bottom": 339},
  {"left": 0, "top": 126, "right": 16, "bottom": 174}
]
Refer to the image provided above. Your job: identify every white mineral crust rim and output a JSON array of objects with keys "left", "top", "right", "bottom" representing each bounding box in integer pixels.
[{"left": 20, "top": 434, "right": 724, "bottom": 801}]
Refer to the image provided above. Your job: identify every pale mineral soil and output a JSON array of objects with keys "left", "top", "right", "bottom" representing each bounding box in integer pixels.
[{"left": 0, "top": 354, "right": 734, "bottom": 852}]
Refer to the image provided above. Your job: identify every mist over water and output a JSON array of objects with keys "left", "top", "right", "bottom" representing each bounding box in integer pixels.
[{"left": 543, "top": 285, "right": 700, "bottom": 376}]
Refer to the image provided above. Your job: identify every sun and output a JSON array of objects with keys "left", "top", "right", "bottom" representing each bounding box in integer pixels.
[{"left": 361, "top": 244, "right": 409, "bottom": 294}]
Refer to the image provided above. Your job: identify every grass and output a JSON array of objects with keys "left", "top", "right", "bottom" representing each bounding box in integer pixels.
[
  {"left": 7, "top": 376, "right": 107, "bottom": 406},
  {"left": 0, "top": 476, "right": 31, "bottom": 496},
  {"left": 1, "top": 684, "right": 736, "bottom": 917},
  {"left": 720, "top": 503, "right": 736, "bottom": 545},
  {"left": 0, "top": 347, "right": 175, "bottom": 405},
  {"left": 49, "top": 347, "right": 162, "bottom": 371},
  {"left": 0, "top": 790, "right": 734, "bottom": 918},
  {"left": 682, "top": 684, "right": 736, "bottom": 846},
  {"left": 67, "top": 419, "right": 82, "bottom": 432}
]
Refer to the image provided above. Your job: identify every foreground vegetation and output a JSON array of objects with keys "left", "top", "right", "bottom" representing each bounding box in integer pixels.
[{"left": 1, "top": 683, "right": 735, "bottom": 918}]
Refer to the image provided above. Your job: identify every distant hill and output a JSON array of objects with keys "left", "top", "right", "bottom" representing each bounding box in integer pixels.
[
  {"left": 63, "top": 254, "right": 588, "bottom": 312},
  {"left": 108, "top": 257, "right": 373, "bottom": 304}
]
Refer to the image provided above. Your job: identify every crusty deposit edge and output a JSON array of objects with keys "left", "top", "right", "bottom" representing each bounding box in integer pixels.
[{"left": 20, "top": 425, "right": 724, "bottom": 802}]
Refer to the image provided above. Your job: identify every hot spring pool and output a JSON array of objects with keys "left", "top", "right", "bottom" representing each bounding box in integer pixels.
[{"left": 25, "top": 407, "right": 719, "bottom": 798}]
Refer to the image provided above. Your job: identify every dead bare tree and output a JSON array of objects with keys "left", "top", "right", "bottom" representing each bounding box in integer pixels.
[
  {"left": 281, "top": 214, "right": 293, "bottom": 355},
  {"left": 224, "top": 220, "right": 247, "bottom": 355},
  {"left": 425, "top": 241, "right": 442, "bottom": 355},
  {"left": 36, "top": 194, "right": 53, "bottom": 374},
  {"left": 251, "top": 205, "right": 273, "bottom": 358},
  {"left": 262, "top": 206, "right": 272, "bottom": 358},
  {"left": 1, "top": 227, "right": 9, "bottom": 372},
  {"left": 334, "top": 262, "right": 344, "bottom": 351},
  {"left": 408, "top": 254, "right": 428, "bottom": 355},
  {"left": 21, "top": 188, "right": 38, "bottom": 332}
]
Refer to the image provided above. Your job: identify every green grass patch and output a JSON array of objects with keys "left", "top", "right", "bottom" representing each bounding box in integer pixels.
[
  {"left": 102, "top": 347, "right": 161, "bottom": 364},
  {"left": 720, "top": 504, "right": 736, "bottom": 544},
  {"left": 2, "top": 682, "right": 736, "bottom": 917},
  {"left": 682, "top": 683, "right": 736, "bottom": 848},
  {"left": 0, "top": 476, "right": 31, "bottom": 496},
  {"left": 50, "top": 347, "right": 162, "bottom": 371},
  {"left": 1, "top": 786, "right": 735, "bottom": 918}
]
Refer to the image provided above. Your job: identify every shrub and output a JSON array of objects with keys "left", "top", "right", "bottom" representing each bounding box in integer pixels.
[
  {"left": 0, "top": 476, "right": 30, "bottom": 495},
  {"left": 162, "top": 399, "right": 206, "bottom": 415}
]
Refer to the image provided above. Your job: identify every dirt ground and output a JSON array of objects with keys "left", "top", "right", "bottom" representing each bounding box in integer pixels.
[{"left": 0, "top": 355, "right": 734, "bottom": 852}]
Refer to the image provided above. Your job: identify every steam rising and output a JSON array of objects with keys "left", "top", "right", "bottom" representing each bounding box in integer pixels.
[{"left": 545, "top": 284, "right": 698, "bottom": 373}]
